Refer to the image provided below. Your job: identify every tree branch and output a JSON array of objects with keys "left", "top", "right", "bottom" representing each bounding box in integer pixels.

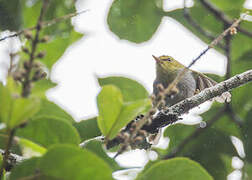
[
  {"left": 163, "top": 69, "right": 251, "bottom": 116},
  {"left": 107, "top": 69, "right": 252, "bottom": 149}
]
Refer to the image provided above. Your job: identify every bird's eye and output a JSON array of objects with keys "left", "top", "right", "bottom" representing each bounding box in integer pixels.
[{"left": 164, "top": 58, "right": 172, "bottom": 62}]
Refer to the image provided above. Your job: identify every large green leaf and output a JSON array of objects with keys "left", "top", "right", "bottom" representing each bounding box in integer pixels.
[
  {"left": 32, "top": 79, "right": 57, "bottom": 98},
  {"left": 97, "top": 85, "right": 123, "bottom": 138},
  {"left": 16, "top": 117, "right": 80, "bottom": 148},
  {"left": 136, "top": 158, "right": 213, "bottom": 180},
  {"left": 20, "top": 0, "right": 83, "bottom": 69},
  {"left": 37, "top": 30, "right": 83, "bottom": 69},
  {"left": 98, "top": 76, "right": 149, "bottom": 102},
  {"left": 0, "top": 0, "right": 21, "bottom": 31},
  {"left": 231, "top": 27, "right": 252, "bottom": 63},
  {"left": 33, "top": 99, "right": 74, "bottom": 123},
  {"left": 38, "top": 145, "right": 113, "bottom": 180},
  {"left": 19, "top": 138, "right": 47, "bottom": 156},
  {"left": 242, "top": 109, "right": 252, "bottom": 162},
  {"left": 8, "top": 98, "right": 40, "bottom": 128},
  {"left": 166, "top": 3, "right": 223, "bottom": 42},
  {"left": 230, "top": 58, "right": 252, "bottom": 117},
  {"left": 97, "top": 85, "right": 151, "bottom": 139},
  {"left": 107, "top": 99, "right": 151, "bottom": 139},
  {"left": 73, "top": 117, "right": 101, "bottom": 141},
  {"left": 84, "top": 141, "right": 121, "bottom": 170},
  {"left": 208, "top": 0, "right": 245, "bottom": 18},
  {"left": 9, "top": 157, "right": 41, "bottom": 180},
  {"left": 201, "top": 104, "right": 241, "bottom": 138},
  {"left": 164, "top": 123, "right": 196, "bottom": 154},
  {"left": 182, "top": 129, "right": 237, "bottom": 180},
  {"left": 107, "top": 0, "right": 163, "bottom": 43},
  {"left": 9, "top": 157, "right": 56, "bottom": 180},
  {"left": 164, "top": 122, "right": 238, "bottom": 180},
  {"left": 21, "top": 0, "right": 74, "bottom": 34},
  {"left": 0, "top": 82, "right": 13, "bottom": 123},
  {"left": 244, "top": 162, "right": 252, "bottom": 179}
]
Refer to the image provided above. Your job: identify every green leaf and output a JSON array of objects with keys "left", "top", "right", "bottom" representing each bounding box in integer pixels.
[
  {"left": 230, "top": 56, "right": 252, "bottom": 118},
  {"left": 164, "top": 122, "right": 238, "bottom": 180},
  {"left": 20, "top": 0, "right": 83, "bottom": 69},
  {"left": 21, "top": 0, "right": 75, "bottom": 34},
  {"left": 32, "top": 79, "right": 57, "bottom": 98},
  {"left": 107, "top": 0, "right": 163, "bottom": 43},
  {"left": 73, "top": 117, "right": 101, "bottom": 141},
  {"left": 0, "top": 83, "right": 13, "bottom": 123},
  {"left": 167, "top": 4, "right": 223, "bottom": 42},
  {"left": 39, "top": 145, "right": 113, "bottom": 180},
  {"left": 0, "top": 0, "right": 22, "bottom": 31},
  {"left": 97, "top": 85, "right": 123, "bottom": 137},
  {"left": 136, "top": 158, "right": 213, "bottom": 180},
  {"left": 244, "top": 162, "right": 252, "bottom": 179},
  {"left": 84, "top": 141, "right": 121, "bottom": 170},
  {"left": 9, "top": 157, "right": 41, "bottom": 180},
  {"left": 242, "top": 109, "right": 252, "bottom": 162},
  {"left": 208, "top": 0, "right": 245, "bottom": 18},
  {"left": 108, "top": 99, "right": 151, "bottom": 139},
  {"left": 38, "top": 30, "right": 83, "bottom": 69},
  {"left": 164, "top": 123, "right": 196, "bottom": 154},
  {"left": 16, "top": 117, "right": 80, "bottom": 148},
  {"left": 8, "top": 98, "right": 40, "bottom": 128},
  {"left": 231, "top": 26, "right": 252, "bottom": 63},
  {"left": 19, "top": 138, "right": 47, "bottom": 156},
  {"left": 202, "top": 104, "right": 241, "bottom": 138},
  {"left": 97, "top": 85, "right": 151, "bottom": 139},
  {"left": 219, "top": 154, "right": 234, "bottom": 174},
  {"left": 98, "top": 76, "right": 149, "bottom": 102},
  {"left": 33, "top": 99, "right": 74, "bottom": 123},
  {"left": 182, "top": 129, "right": 237, "bottom": 180}
]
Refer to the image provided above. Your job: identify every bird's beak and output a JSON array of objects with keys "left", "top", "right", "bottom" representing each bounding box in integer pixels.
[{"left": 152, "top": 55, "right": 160, "bottom": 63}]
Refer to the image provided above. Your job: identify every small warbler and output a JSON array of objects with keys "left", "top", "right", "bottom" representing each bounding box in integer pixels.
[{"left": 152, "top": 55, "right": 231, "bottom": 108}]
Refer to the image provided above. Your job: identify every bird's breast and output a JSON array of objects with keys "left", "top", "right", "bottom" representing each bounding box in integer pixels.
[{"left": 153, "top": 70, "right": 196, "bottom": 107}]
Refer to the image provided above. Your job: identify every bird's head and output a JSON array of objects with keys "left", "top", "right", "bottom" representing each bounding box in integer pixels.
[{"left": 152, "top": 55, "right": 185, "bottom": 73}]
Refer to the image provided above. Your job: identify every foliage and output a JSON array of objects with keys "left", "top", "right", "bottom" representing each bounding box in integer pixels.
[{"left": 0, "top": 0, "right": 251, "bottom": 179}]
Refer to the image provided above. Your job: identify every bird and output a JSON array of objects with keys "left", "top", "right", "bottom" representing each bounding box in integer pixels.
[{"left": 152, "top": 55, "right": 231, "bottom": 108}]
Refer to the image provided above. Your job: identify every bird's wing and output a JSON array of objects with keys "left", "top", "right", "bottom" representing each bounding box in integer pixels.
[{"left": 194, "top": 72, "right": 231, "bottom": 103}]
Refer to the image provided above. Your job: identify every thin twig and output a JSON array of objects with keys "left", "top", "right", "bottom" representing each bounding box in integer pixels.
[
  {"left": 0, "top": 10, "right": 88, "bottom": 42},
  {"left": 199, "top": 0, "right": 252, "bottom": 38},
  {"left": 163, "top": 107, "right": 226, "bottom": 159}
]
